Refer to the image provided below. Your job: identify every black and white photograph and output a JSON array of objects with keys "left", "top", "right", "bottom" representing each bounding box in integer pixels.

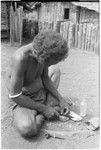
[{"left": 1, "top": 0, "right": 100, "bottom": 149}]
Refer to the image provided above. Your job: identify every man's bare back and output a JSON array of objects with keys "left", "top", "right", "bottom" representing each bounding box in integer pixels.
[{"left": 7, "top": 43, "right": 44, "bottom": 94}]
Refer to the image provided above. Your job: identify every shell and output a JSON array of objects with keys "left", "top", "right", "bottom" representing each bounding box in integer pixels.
[
  {"left": 86, "top": 117, "right": 99, "bottom": 130},
  {"left": 59, "top": 115, "right": 69, "bottom": 122},
  {"left": 69, "top": 111, "right": 83, "bottom": 121}
]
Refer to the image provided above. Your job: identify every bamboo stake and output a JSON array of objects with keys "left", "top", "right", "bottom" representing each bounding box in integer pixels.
[
  {"left": 18, "top": 7, "right": 23, "bottom": 45},
  {"left": 91, "top": 26, "right": 95, "bottom": 52},
  {"left": 14, "top": 12, "right": 17, "bottom": 42},
  {"left": 86, "top": 24, "right": 89, "bottom": 51},
  {"left": 75, "top": 24, "right": 78, "bottom": 48},
  {"left": 81, "top": 24, "right": 84, "bottom": 50},
  {"left": 80, "top": 24, "right": 83, "bottom": 49},
  {"left": 88, "top": 24, "right": 92, "bottom": 51},
  {"left": 89, "top": 25, "right": 93, "bottom": 51},
  {"left": 84, "top": 23, "right": 87, "bottom": 50},
  {"left": 10, "top": 5, "right": 14, "bottom": 45},
  {"left": 67, "top": 22, "right": 70, "bottom": 47}
]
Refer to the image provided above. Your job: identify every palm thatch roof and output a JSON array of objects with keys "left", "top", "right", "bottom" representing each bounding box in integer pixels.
[{"left": 72, "top": 2, "right": 99, "bottom": 13}]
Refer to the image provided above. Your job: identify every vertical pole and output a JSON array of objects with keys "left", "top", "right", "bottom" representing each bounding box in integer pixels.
[
  {"left": 10, "top": 4, "right": 14, "bottom": 45},
  {"left": 19, "top": 6, "right": 23, "bottom": 45},
  {"left": 17, "top": 6, "right": 23, "bottom": 45}
]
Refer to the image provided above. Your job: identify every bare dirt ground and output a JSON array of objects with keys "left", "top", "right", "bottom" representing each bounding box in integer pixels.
[{"left": 1, "top": 42, "right": 100, "bottom": 149}]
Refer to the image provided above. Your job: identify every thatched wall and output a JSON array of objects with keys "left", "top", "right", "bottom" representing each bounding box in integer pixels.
[
  {"left": 39, "top": 2, "right": 77, "bottom": 24},
  {"left": 79, "top": 7, "right": 99, "bottom": 23}
]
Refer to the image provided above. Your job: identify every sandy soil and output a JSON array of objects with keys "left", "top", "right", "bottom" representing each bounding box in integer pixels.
[{"left": 1, "top": 42, "right": 100, "bottom": 149}]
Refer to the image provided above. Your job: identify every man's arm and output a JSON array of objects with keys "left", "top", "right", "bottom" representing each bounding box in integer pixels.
[
  {"left": 42, "top": 66, "right": 64, "bottom": 103},
  {"left": 9, "top": 54, "right": 47, "bottom": 113},
  {"left": 8, "top": 54, "right": 60, "bottom": 119}
]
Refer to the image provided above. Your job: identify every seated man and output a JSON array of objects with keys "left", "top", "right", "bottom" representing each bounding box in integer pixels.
[{"left": 6, "top": 30, "right": 69, "bottom": 138}]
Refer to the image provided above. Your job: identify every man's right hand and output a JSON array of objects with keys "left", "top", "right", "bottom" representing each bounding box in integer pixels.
[{"left": 43, "top": 106, "right": 60, "bottom": 120}]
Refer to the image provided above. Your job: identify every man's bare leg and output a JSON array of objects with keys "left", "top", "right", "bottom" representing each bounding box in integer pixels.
[
  {"left": 13, "top": 67, "right": 61, "bottom": 137},
  {"left": 48, "top": 65, "right": 61, "bottom": 89},
  {"left": 13, "top": 106, "right": 44, "bottom": 138},
  {"left": 47, "top": 66, "right": 61, "bottom": 107}
]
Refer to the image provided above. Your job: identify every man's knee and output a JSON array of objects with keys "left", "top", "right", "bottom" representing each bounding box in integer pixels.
[
  {"left": 55, "top": 68, "right": 61, "bottom": 78},
  {"left": 15, "top": 118, "right": 38, "bottom": 138},
  {"left": 50, "top": 68, "right": 61, "bottom": 80},
  {"left": 51, "top": 68, "right": 61, "bottom": 89},
  {"left": 49, "top": 66, "right": 61, "bottom": 77}
]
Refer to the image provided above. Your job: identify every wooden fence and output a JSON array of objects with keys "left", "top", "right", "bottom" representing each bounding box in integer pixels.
[
  {"left": 10, "top": 5, "right": 23, "bottom": 45},
  {"left": 59, "top": 21, "right": 99, "bottom": 54},
  {"left": 76, "top": 23, "right": 99, "bottom": 53},
  {"left": 60, "top": 21, "right": 75, "bottom": 49},
  {"left": 9, "top": 6, "right": 99, "bottom": 55}
]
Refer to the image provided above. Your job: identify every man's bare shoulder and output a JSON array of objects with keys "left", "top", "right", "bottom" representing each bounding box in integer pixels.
[
  {"left": 12, "top": 43, "right": 33, "bottom": 63},
  {"left": 10, "top": 44, "right": 33, "bottom": 71},
  {"left": 10, "top": 52, "right": 27, "bottom": 72}
]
